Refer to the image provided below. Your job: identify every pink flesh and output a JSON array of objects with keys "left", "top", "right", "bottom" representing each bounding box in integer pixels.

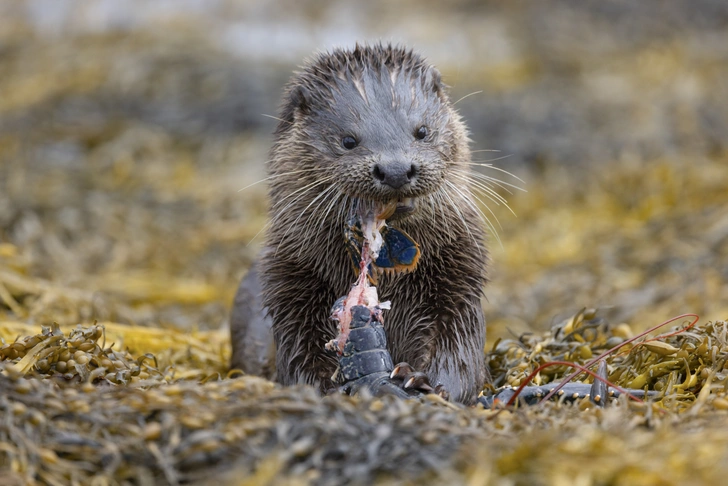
[{"left": 327, "top": 211, "right": 387, "bottom": 355}]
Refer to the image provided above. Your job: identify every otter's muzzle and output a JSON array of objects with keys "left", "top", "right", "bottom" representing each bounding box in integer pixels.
[{"left": 372, "top": 160, "right": 418, "bottom": 190}]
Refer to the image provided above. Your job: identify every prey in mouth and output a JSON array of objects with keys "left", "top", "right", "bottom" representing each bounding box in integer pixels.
[{"left": 345, "top": 199, "right": 421, "bottom": 281}]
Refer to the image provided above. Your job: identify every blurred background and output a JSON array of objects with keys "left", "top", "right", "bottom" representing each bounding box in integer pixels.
[{"left": 1, "top": 0, "right": 727, "bottom": 345}]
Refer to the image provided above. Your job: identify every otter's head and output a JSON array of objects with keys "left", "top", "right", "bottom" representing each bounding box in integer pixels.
[{"left": 270, "top": 44, "right": 470, "bottom": 222}]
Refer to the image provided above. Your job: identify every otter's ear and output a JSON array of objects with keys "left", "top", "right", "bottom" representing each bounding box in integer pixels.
[
  {"left": 289, "top": 85, "right": 311, "bottom": 116},
  {"left": 277, "top": 85, "right": 311, "bottom": 132},
  {"left": 430, "top": 70, "right": 443, "bottom": 95}
]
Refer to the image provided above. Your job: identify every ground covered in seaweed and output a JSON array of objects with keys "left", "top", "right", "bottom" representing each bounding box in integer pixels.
[
  {"left": 4, "top": 315, "right": 728, "bottom": 485},
  {"left": 2, "top": 1, "right": 728, "bottom": 485}
]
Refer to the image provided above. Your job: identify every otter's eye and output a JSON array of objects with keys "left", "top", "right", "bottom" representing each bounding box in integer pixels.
[
  {"left": 342, "top": 136, "right": 358, "bottom": 150},
  {"left": 415, "top": 126, "right": 428, "bottom": 140}
]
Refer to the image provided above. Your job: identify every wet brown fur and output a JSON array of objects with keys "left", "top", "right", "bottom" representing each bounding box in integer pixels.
[{"left": 231, "top": 43, "right": 488, "bottom": 404}]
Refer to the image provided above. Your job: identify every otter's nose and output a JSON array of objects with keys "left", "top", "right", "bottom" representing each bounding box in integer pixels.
[{"left": 372, "top": 161, "right": 418, "bottom": 189}]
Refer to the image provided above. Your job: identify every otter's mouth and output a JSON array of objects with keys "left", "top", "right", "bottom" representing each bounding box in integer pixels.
[
  {"left": 377, "top": 198, "right": 417, "bottom": 221},
  {"left": 345, "top": 198, "right": 422, "bottom": 282},
  {"left": 394, "top": 197, "right": 416, "bottom": 216}
]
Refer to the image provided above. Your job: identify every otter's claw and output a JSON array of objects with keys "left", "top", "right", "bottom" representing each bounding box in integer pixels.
[
  {"left": 390, "top": 362, "right": 414, "bottom": 380},
  {"left": 404, "top": 372, "right": 434, "bottom": 392},
  {"left": 392, "top": 361, "right": 448, "bottom": 397}
]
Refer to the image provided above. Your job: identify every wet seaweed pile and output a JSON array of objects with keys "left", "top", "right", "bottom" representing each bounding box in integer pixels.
[
  {"left": 486, "top": 310, "right": 728, "bottom": 407},
  {"left": 3, "top": 315, "right": 728, "bottom": 484}
]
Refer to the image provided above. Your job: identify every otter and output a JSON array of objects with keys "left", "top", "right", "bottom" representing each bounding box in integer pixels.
[{"left": 231, "top": 44, "right": 488, "bottom": 405}]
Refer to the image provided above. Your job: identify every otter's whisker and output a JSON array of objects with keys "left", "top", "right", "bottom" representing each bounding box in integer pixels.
[
  {"left": 467, "top": 154, "right": 516, "bottom": 165},
  {"left": 321, "top": 190, "right": 346, "bottom": 232},
  {"left": 468, "top": 171, "right": 515, "bottom": 195},
  {"left": 314, "top": 191, "right": 346, "bottom": 246},
  {"left": 436, "top": 192, "right": 453, "bottom": 237},
  {"left": 464, "top": 178, "right": 518, "bottom": 219},
  {"left": 467, "top": 162, "right": 526, "bottom": 185},
  {"left": 276, "top": 180, "right": 339, "bottom": 256},
  {"left": 452, "top": 90, "right": 483, "bottom": 106},
  {"left": 470, "top": 149, "right": 502, "bottom": 154},
  {"left": 451, "top": 170, "right": 509, "bottom": 206},
  {"left": 329, "top": 193, "right": 350, "bottom": 239},
  {"left": 294, "top": 184, "right": 341, "bottom": 258},
  {"left": 452, "top": 187, "right": 502, "bottom": 249},
  {"left": 327, "top": 193, "right": 345, "bottom": 230},
  {"left": 271, "top": 175, "right": 336, "bottom": 214},
  {"left": 469, "top": 169, "right": 525, "bottom": 194},
  {"left": 269, "top": 177, "right": 337, "bottom": 249},
  {"left": 451, "top": 170, "right": 518, "bottom": 218},
  {"left": 287, "top": 182, "right": 339, "bottom": 240},
  {"left": 440, "top": 186, "right": 484, "bottom": 257},
  {"left": 311, "top": 188, "right": 341, "bottom": 234},
  {"left": 261, "top": 113, "right": 294, "bottom": 125},
  {"left": 246, "top": 221, "right": 271, "bottom": 247},
  {"left": 238, "top": 167, "right": 329, "bottom": 193},
  {"left": 453, "top": 174, "right": 513, "bottom": 216},
  {"left": 428, "top": 193, "right": 451, "bottom": 237},
  {"left": 445, "top": 180, "right": 502, "bottom": 248},
  {"left": 248, "top": 173, "right": 334, "bottom": 247},
  {"left": 449, "top": 176, "right": 507, "bottom": 230},
  {"left": 315, "top": 189, "right": 347, "bottom": 254}
]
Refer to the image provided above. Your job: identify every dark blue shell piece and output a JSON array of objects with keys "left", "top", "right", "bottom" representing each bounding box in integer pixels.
[
  {"left": 345, "top": 218, "right": 420, "bottom": 278},
  {"left": 375, "top": 227, "right": 419, "bottom": 268}
]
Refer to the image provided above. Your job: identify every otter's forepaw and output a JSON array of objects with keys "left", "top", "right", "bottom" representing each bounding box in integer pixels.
[{"left": 390, "top": 362, "right": 450, "bottom": 400}]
